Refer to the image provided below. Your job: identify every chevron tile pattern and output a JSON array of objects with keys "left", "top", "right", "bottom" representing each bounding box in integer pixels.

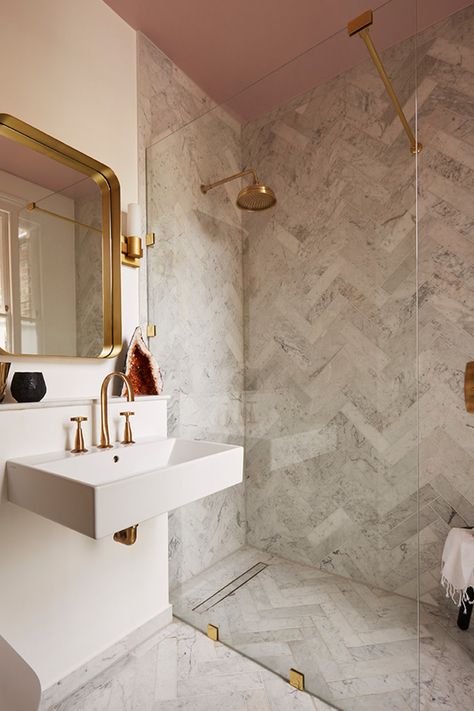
[
  {"left": 142, "top": 34, "right": 247, "bottom": 589},
  {"left": 141, "top": 8, "right": 474, "bottom": 709},
  {"left": 172, "top": 546, "right": 474, "bottom": 711},
  {"left": 241, "top": 23, "right": 420, "bottom": 594},
  {"left": 46, "top": 620, "right": 333, "bottom": 711},
  {"left": 416, "top": 6, "right": 474, "bottom": 610},
  {"left": 240, "top": 6, "right": 474, "bottom": 608}
]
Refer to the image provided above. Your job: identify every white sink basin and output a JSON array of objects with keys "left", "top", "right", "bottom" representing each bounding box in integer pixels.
[{"left": 6, "top": 437, "right": 243, "bottom": 538}]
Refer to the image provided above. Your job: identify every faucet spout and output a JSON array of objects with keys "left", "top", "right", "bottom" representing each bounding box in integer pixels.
[{"left": 98, "top": 372, "right": 135, "bottom": 448}]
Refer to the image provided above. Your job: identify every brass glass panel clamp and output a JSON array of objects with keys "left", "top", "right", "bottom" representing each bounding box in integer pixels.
[
  {"left": 289, "top": 668, "right": 305, "bottom": 691},
  {"left": 207, "top": 624, "right": 219, "bottom": 641},
  {"left": 70, "top": 416, "right": 88, "bottom": 453},
  {"left": 120, "top": 411, "right": 135, "bottom": 444}
]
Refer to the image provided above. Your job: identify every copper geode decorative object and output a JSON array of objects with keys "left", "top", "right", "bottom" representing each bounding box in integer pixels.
[{"left": 122, "top": 326, "right": 163, "bottom": 396}]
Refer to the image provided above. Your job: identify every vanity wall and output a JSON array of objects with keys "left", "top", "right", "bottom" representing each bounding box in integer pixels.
[
  {"left": 0, "top": 0, "right": 140, "bottom": 394},
  {"left": 0, "top": 0, "right": 170, "bottom": 690}
]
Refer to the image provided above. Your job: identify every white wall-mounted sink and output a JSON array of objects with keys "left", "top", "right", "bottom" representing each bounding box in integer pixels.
[{"left": 6, "top": 437, "right": 243, "bottom": 538}]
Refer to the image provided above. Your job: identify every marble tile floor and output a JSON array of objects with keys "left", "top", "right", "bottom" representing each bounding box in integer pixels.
[
  {"left": 45, "top": 619, "right": 333, "bottom": 711},
  {"left": 171, "top": 546, "right": 474, "bottom": 711}
]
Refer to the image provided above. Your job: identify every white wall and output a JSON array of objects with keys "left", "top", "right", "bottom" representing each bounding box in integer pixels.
[
  {"left": 0, "top": 0, "right": 140, "bottom": 395},
  {"left": 0, "top": 0, "right": 170, "bottom": 690}
]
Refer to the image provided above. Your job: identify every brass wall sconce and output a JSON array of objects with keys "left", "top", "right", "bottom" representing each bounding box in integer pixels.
[
  {"left": 121, "top": 203, "right": 155, "bottom": 268},
  {"left": 348, "top": 10, "right": 422, "bottom": 155}
]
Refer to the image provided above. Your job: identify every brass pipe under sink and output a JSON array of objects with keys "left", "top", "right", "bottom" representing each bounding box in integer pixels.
[{"left": 113, "top": 525, "right": 138, "bottom": 545}]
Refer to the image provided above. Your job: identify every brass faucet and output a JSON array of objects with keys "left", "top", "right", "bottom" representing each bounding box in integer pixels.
[{"left": 98, "top": 372, "right": 135, "bottom": 448}]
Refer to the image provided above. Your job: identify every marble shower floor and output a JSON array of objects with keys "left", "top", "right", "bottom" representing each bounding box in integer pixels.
[
  {"left": 45, "top": 619, "right": 331, "bottom": 711},
  {"left": 171, "top": 546, "right": 474, "bottom": 711}
]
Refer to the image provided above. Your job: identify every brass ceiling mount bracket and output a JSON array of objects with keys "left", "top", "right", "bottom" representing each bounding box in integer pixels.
[
  {"left": 121, "top": 235, "right": 143, "bottom": 268},
  {"left": 347, "top": 8, "right": 374, "bottom": 36},
  {"left": 347, "top": 9, "right": 422, "bottom": 155},
  {"left": 113, "top": 524, "right": 138, "bottom": 545}
]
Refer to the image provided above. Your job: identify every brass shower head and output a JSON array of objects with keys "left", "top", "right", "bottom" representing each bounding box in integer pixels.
[
  {"left": 200, "top": 168, "right": 276, "bottom": 212},
  {"left": 237, "top": 183, "right": 276, "bottom": 211}
]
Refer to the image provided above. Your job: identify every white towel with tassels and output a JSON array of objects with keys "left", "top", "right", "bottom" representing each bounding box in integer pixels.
[{"left": 441, "top": 527, "right": 474, "bottom": 610}]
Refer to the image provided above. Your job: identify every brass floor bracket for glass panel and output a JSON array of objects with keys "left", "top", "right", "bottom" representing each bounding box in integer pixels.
[
  {"left": 289, "top": 668, "right": 305, "bottom": 691},
  {"left": 207, "top": 624, "right": 219, "bottom": 642},
  {"left": 347, "top": 9, "right": 422, "bottom": 155}
]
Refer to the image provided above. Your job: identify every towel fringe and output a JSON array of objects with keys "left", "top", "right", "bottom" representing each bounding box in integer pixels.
[{"left": 441, "top": 575, "right": 474, "bottom": 613}]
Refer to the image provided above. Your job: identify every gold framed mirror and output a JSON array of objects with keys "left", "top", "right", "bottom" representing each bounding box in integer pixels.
[{"left": 0, "top": 114, "right": 121, "bottom": 358}]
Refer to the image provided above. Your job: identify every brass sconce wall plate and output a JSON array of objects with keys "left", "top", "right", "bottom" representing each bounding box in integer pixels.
[
  {"left": 121, "top": 232, "right": 155, "bottom": 267},
  {"left": 121, "top": 235, "right": 143, "bottom": 268}
]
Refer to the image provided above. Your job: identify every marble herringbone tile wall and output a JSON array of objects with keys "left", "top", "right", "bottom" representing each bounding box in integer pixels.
[
  {"left": 417, "top": 6, "right": 474, "bottom": 606},
  {"left": 242, "top": 27, "right": 419, "bottom": 592},
  {"left": 141, "top": 35, "right": 246, "bottom": 588},
  {"left": 243, "top": 5, "right": 474, "bottom": 599},
  {"left": 140, "top": 6, "right": 474, "bottom": 600}
]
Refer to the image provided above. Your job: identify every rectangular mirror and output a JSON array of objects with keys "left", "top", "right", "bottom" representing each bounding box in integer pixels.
[{"left": 0, "top": 114, "right": 121, "bottom": 358}]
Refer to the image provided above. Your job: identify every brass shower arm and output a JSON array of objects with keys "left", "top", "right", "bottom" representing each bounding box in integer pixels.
[
  {"left": 200, "top": 168, "right": 259, "bottom": 194},
  {"left": 348, "top": 10, "right": 422, "bottom": 155}
]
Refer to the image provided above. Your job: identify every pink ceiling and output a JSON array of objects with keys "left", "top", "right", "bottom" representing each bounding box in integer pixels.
[{"left": 105, "top": 0, "right": 472, "bottom": 120}]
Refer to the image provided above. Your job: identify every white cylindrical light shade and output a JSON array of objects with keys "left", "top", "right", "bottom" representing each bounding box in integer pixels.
[{"left": 127, "top": 203, "right": 141, "bottom": 236}]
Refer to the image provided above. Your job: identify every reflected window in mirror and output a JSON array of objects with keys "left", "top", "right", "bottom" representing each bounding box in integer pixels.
[{"left": 0, "top": 133, "right": 105, "bottom": 357}]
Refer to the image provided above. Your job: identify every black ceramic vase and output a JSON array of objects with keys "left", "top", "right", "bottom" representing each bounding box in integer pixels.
[{"left": 11, "top": 372, "right": 47, "bottom": 403}]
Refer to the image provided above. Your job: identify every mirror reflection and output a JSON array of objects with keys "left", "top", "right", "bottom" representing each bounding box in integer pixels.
[{"left": 0, "top": 135, "right": 103, "bottom": 357}]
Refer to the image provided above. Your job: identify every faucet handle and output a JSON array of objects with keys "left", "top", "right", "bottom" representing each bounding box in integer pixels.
[
  {"left": 70, "top": 416, "right": 88, "bottom": 454},
  {"left": 120, "top": 411, "right": 135, "bottom": 445}
]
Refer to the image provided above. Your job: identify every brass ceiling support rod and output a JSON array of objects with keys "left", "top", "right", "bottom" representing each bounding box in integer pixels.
[
  {"left": 200, "top": 168, "right": 258, "bottom": 194},
  {"left": 347, "top": 10, "right": 422, "bottom": 155},
  {"left": 26, "top": 202, "right": 102, "bottom": 233}
]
